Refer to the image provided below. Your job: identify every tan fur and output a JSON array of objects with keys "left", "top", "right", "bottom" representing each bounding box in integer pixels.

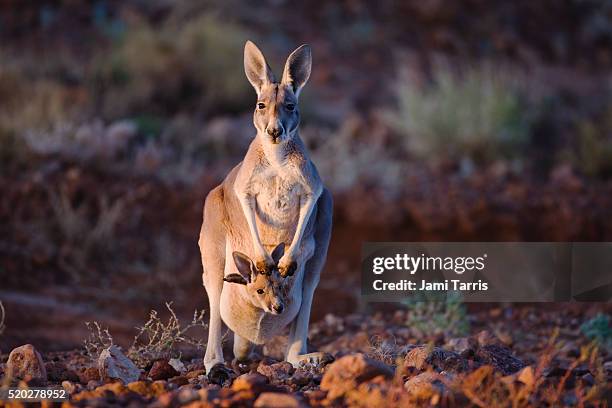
[{"left": 199, "top": 41, "right": 333, "bottom": 371}]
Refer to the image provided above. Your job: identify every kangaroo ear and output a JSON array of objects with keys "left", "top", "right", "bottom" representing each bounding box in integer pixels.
[
  {"left": 271, "top": 243, "right": 285, "bottom": 264},
  {"left": 244, "top": 40, "right": 275, "bottom": 95},
  {"left": 281, "top": 44, "right": 311, "bottom": 98},
  {"left": 231, "top": 251, "right": 254, "bottom": 284}
]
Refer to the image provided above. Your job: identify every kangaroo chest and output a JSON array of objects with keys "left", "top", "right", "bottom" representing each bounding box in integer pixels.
[{"left": 251, "top": 166, "right": 305, "bottom": 233}]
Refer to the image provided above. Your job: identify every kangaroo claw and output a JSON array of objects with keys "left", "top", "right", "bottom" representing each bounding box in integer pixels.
[{"left": 292, "top": 352, "right": 335, "bottom": 368}]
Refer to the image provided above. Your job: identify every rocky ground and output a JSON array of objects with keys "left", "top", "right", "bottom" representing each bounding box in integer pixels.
[{"left": 0, "top": 305, "right": 610, "bottom": 407}]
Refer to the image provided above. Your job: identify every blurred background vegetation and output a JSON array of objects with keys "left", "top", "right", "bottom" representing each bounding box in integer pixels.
[{"left": 0, "top": 0, "right": 611, "bottom": 349}]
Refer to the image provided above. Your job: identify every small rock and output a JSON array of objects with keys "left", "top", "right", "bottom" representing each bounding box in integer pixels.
[
  {"left": 290, "top": 369, "right": 312, "bottom": 386},
  {"left": 403, "top": 346, "right": 466, "bottom": 373},
  {"left": 176, "top": 386, "right": 199, "bottom": 404},
  {"left": 61, "top": 380, "right": 78, "bottom": 394},
  {"left": 98, "top": 345, "right": 141, "bottom": 384},
  {"left": 257, "top": 361, "right": 295, "bottom": 383},
  {"left": 517, "top": 366, "right": 535, "bottom": 387},
  {"left": 127, "top": 380, "right": 149, "bottom": 396},
  {"left": 581, "top": 373, "right": 595, "bottom": 386},
  {"left": 78, "top": 366, "right": 101, "bottom": 384},
  {"left": 6, "top": 344, "right": 47, "bottom": 385},
  {"left": 476, "top": 330, "right": 499, "bottom": 346},
  {"left": 186, "top": 369, "right": 206, "bottom": 379},
  {"left": 475, "top": 344, "right": 524, "bottom": 375},
  {"left": 254, "top": 392, "right": 303, "bottom": 408},
  {"left": 232, "top": 372, "right": 269, "bottom": 392},
  {"left": 169, "top": 375, "right": 189, "bottom": 387},
  {"left": 320, "top": 354, "right": 394, "bottom": 400},
  {"left": 149, "top": 359, "right": 180, "bottom": 381},
  {"left": 446, "top": 337, "right": 478, "bottom": 356},
  {"left": 168, "top": 358, "right": 186, "bottom": 374},
  {"left": 404, "top": 372, "right": 446, "bottom": 396}
]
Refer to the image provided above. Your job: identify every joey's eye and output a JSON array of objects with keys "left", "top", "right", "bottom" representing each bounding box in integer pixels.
[
  {"left": 285, "top": 103, "right": 295, "bottom": 112},
  {"left": 257, "top": 288, "right": 264, "bottom": 294},
  {"left": 257, "top": 102, "right": 266, "bottom": 110}
]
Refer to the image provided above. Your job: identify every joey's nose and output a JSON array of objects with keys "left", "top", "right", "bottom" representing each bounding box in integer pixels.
[{"left": 273, "top": 304, "right": 284, "bottom": 314}]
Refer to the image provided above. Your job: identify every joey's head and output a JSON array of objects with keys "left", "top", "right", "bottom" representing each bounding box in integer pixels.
[
  {"left": 244, "top": 41, "right": 311, "bottom": 145},
  {"left": 224, "top": 243, "right": 291, "bottom": 315}
]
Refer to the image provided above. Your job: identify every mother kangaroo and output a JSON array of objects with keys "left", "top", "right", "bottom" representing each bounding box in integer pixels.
[{"left": 199, "top": 41, "right": 333, "bottom": 381}]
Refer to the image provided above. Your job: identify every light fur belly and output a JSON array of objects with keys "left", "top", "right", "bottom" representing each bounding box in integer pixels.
[{"left": 220, "top": 285, "right": 302, "bottom": 344}]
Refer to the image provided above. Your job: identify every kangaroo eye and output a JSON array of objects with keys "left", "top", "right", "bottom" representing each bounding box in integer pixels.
[
  {"left": 285, "top": 104, "right": 295, "bottom": 111},
  {"left": 257, "top": 288, "right": 264, "bottom": 294},
  {"left": 257, "top": 103, "right": 266, "bottom": 110}
]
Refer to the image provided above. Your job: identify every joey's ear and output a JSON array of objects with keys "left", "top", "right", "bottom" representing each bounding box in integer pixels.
[
  {"left": 271, "top": 243, "right": 285, "bottom": 264},
  {"left": 244, "top": 40, "right": 275, "bottom": 95},
  {"left": 232, "top": 251, "right": 254, "bottom": 283},
  {"left": 223, "top": 274, "right": 248, "bottom": 285},
  {"left": 281, "top": 44, "right": 311, "bottom": 98}
]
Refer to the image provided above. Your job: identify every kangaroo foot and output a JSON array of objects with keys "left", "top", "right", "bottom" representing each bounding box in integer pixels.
[
  {"left": 207, "top": 363, "right": 236, "bottom": 386},
  {"left": 290, "top": 352, "right": 335, "bottom": 368}
]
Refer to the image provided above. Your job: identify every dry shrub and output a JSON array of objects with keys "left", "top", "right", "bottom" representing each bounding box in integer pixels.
[
  {"left": 84, "top": 302, "right": 207, "bottom": 368},
  {"left": 49, "top": 187, "right": 125, "bottom": 281},
  {"left": 128, "top": 302, "right": 207, "bottom": 368}
]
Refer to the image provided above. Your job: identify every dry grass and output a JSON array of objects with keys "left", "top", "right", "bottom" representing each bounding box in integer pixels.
[
  {"left": 49, "top": 187, "right": 125, "bottom": 281},
  {"left": 128, "top": 302, "right": 207, "bottom": 368},
  {"left": 84, "top": 302, "right": 207, "bottom": 368}
]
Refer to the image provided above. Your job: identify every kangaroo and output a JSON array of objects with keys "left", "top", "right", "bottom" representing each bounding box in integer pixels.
[{"left": 199, "top": 41, "right": 333, "bottom": 382}]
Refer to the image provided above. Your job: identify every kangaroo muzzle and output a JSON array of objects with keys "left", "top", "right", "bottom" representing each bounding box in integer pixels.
[{"left": 266, "top": 125, "right": 284, "bottom": 144}]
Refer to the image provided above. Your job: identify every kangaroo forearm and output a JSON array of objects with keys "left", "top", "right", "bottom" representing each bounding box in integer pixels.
[
  {"left": 288, "top": 190, "right": 321, "bottom": 253},
  {"left": 238, "top": 195, "right": 267, "bottom": 256}
]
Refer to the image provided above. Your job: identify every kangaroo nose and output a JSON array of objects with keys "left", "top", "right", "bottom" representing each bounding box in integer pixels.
[
  {"left": 267, "top": 127, "right": 282, "bottom": 138},
  {"left": 273, "top": 304, "right": 284, "bottom": 314}
]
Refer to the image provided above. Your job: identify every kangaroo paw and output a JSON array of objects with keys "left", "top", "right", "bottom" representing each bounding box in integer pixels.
[
  {"left": 207, "top": 363, "right": 236, "bottom": 386},
  {"left": 290, "top": 352, "right": 334, "bottom": 368}
]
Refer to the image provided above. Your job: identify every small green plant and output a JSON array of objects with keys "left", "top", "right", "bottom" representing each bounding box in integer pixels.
[
  {"left": 580, "top": 313, "right": 612, "bottom": 349},
  {"left": 403, "top": 291, "right": 469, "bottom": 338},
  {"left": 386, "top": 64, "right": 534, "bottom": 164}
]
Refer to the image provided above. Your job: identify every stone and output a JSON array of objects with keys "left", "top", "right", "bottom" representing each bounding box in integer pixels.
[
  {"left": 6, "top": 344, "right": 47, "bottom": 385},
  {"left": 405, "top": 372, "right": 449, "bottom": 399},
  {"left": 186, "top": 369, "right": 206, "bottom": 379},
  {"left": 149, "top": 359, "right": 180, "bottom": 381},
  {"left": 169, "top": 375, "right": 189, "bottom": 387},
  {"left": 61, "top": 380, "right": 79, "bottom": 394},
  {"left": 254, "top": 392, "right": 303, "bottom": 408},
  {"left": 257, "top": 361, "right": 295, "bottom": 383},
  {"left": 403, "top": 346, "right": 466, "bottom": 373},
  {"left": 475, "top": 344, "right": 524, "bottom": 375},
  {"left": 290, "top": 368, "right": 313, "bottom": 386},
  {"left": 78, "top": 366, "right": 101, "bottom": 383},
  {"left": 446, "top": 337, "right": 478, "bottom": 356},
  {"left": 232, "top": 372, "right": 269, "bottom": 392},
  {"left": 168, "top": 358, "right": 186, "bottom": 374},
  {"left": 98, "top": 345, "right": 141, "bottom": 384},
  {"left": 320, "top": 354, "right": 394, "bottom": 400}
]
